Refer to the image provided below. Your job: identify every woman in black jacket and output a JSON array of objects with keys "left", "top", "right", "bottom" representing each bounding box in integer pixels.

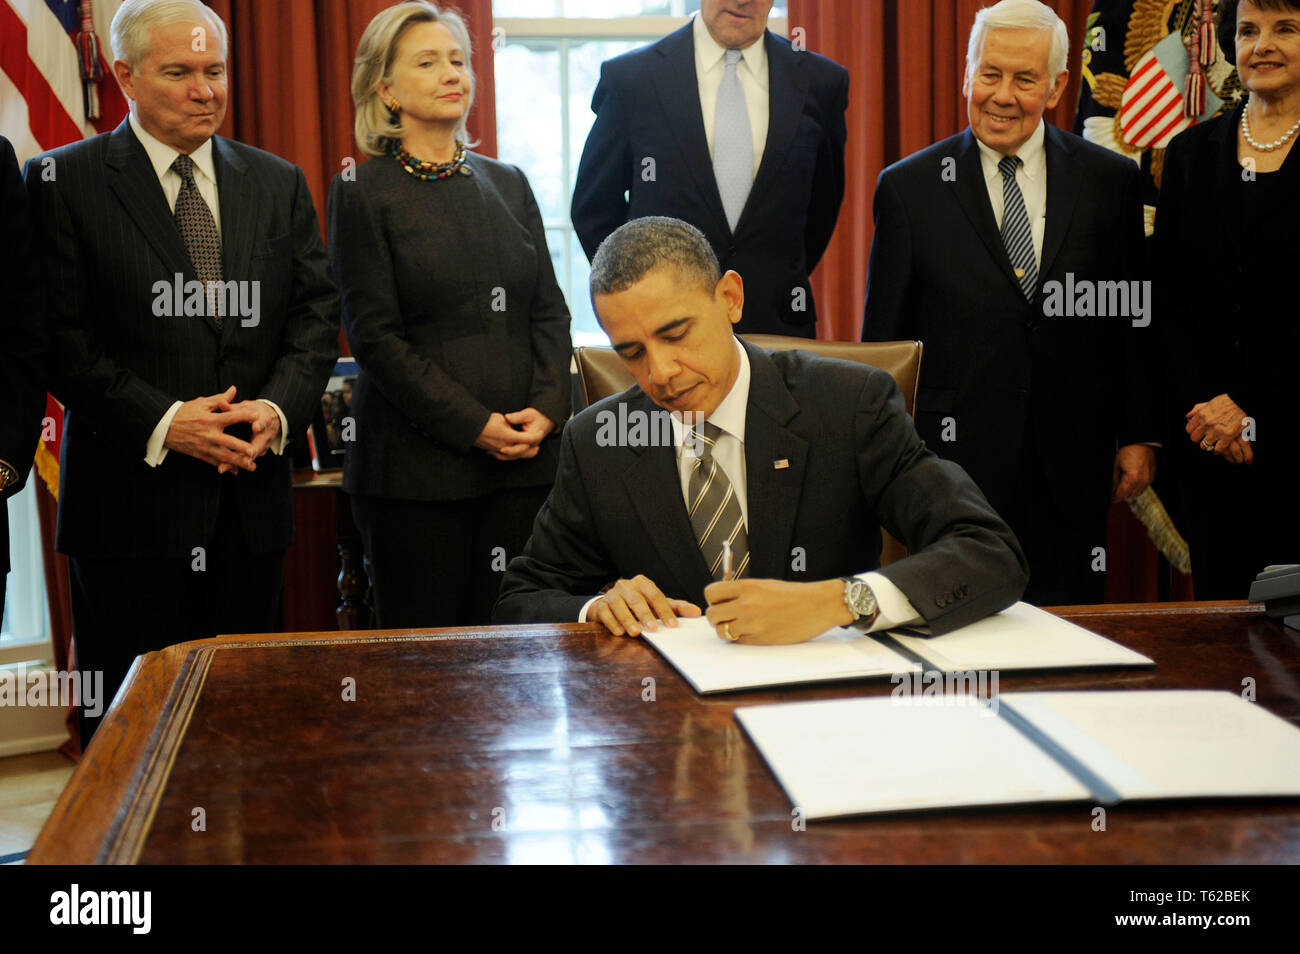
[
  {"left": 1155, "top": 0, "right": 1300, "bottom": 597},
  {"left": 328, "top": 1, "right": 571, "bottom": 626}
]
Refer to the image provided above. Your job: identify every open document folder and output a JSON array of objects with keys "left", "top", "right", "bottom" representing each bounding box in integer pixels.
[
  {"left": 641, "top": 601, "right": 1153, "bottom": 694},
  {"left": 735, "top": 690, "right": 1300, "bottom": 820}
]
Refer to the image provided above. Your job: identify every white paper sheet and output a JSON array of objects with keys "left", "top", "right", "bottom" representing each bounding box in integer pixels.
[
  {"left": 892, "top": 602, "right": 1153, "bottom": 673},
  {"left": 738, "top": 690, "right": 1300, "bottom": 819},
  {"left": 641, "top": 617, "right": 919, "bottom": 694},
  {"left": 1003, "top": 690, "right": 1300, "bottom": 800},
  {"left": 736, "top": 696, "right": 1091, "bottom": 819}
]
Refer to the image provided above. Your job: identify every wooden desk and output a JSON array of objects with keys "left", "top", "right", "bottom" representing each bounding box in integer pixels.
[{"left": 28, "top": 602, "right": 1300, "bottom": 864}]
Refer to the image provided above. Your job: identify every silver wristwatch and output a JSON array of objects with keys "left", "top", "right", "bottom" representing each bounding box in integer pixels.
[{"left": 841, "top": 577, "right": 879, "bottom": 628}]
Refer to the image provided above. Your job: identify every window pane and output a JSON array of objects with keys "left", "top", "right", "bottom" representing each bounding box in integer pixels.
[
  {"left": 567, "top": 39, "right": 642, "bottom": 196},
  {"left": 2, "top": 479, "right": 50, "bottom": 651},
  {"left": 494, "top": 40, "right": 565, "bottom": 224},
  {"left": 492, "top": 0, "right": 562, "bottom": 16},
  {"left": 560, "top": 0, "right": 679, "bottom": 15},
  {"left": 568, "top": 242, "right": 608, "bottom": 346}
]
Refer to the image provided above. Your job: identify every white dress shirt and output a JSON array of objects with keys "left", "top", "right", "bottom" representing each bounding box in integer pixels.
[
  {"left": 130, "top": 114, "right": 289, "bottom": 467},
  {"left": 975, "top": 119, "right": 1047, "bottom": 268},
  {"left": 694, "top": 13, "right": 768, "bottom": 178},
  {"left": 581, "top": 338, "right": 922, "bottom": 633}
]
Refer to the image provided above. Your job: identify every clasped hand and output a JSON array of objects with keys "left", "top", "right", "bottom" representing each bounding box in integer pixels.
[
  {"left": 163, "top": 385, "right": 280, "bottom": 474},
  {"left": 1186, "top": 393, "right": 1253, "bottom": 465},
  {"left": 475, "top": 407, "right": 554, "bottom": 461},
  {"left": 589, "top": 575, "right": 851, "bottom": 645}
]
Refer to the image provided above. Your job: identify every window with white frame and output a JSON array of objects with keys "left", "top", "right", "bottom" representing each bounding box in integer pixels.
[
  {"left": 492, "top": 1, "right": 788, "bottom": 345},
  {"left": 1, "top": 481, "right": 53, "bottom": 667}
]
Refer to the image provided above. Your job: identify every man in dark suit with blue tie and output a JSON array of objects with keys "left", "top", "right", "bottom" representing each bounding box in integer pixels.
[
  {"left": 571, "top": 0, "right": 848, "bottom": 337},
  {"left": 0, "top": 135, "right": 47, "bottom": 616},
  {"left": 861, "top": 0, "right": 1158, "bottom": 606},
  {"left": 24, "top": 0, "right": 338, "bottom": 742}
]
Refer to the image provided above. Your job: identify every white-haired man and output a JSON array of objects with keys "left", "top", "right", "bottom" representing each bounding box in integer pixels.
[
  {"left": 24, "top": 0, "right": 339, "bottom": 744},
  {"left": 861, "top": 0, "right": 1158, "bottom": 606}
]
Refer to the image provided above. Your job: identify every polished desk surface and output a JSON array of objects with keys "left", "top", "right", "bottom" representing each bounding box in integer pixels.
[{"left": 28, "top": 602, "right": 1300, "bottom": 864}]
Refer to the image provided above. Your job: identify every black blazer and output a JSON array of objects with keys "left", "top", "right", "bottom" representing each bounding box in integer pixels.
[
  {"left": 862, "top": 125, "right": 1158, "bottom": 522},
  {"left": 327, "top": 152, "right": 571, "bottom": 501},
  {"left": 0, "top": 136, "right": 47, "bottom": 576},
  {"left": 494, "top": 340, "right": 1028, "bottom": 634},
  {"left": 571, "top": 23, "right": 848, "bottom": 336},
  {"left": 1155, "top": 101, "right": 1299, "bottom": 455},
  {"left": 24, "top": 121, "right": 340, "bottom": 560}
]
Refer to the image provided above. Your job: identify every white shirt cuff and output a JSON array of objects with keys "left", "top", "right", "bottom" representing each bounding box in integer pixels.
[
  {"left": 578, "top": 595, "right": 602, "bottom": 623},
  {"left": 145, "top": 401, "right": 184, "bottom": 467},
  {"left": 257, "top": 399, "right": 290, "bottom": 455},
  {"left": 856, "top": 571, "right": 923, "bottom": 633}
]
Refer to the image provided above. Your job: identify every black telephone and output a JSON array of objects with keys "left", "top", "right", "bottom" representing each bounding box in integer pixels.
[{"left": 1248, "top": 565, "right": 1300, "bottom": 632}]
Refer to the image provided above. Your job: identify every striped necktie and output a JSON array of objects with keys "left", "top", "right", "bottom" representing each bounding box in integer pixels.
[
  {"left": 997, "top": 154, "right": 1038, "bottom": 302},
  {"left": 712, "top": 48, "right": 753, "bottom": 233},
  {"left": 172, "top": 154, "right": 224, "bottom": 326},
  {"left": 687, "top": 421, "right": 749, "bottom": 580}
]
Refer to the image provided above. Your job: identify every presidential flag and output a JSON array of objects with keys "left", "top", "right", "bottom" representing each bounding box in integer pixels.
[{"left": 1074, "top": 0, "right": 1240, "bottom": 212}]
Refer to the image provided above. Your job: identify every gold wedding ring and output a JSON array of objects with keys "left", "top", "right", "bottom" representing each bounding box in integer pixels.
[{"left": 721, "top": 622, "right": 738, "bottom": 642}]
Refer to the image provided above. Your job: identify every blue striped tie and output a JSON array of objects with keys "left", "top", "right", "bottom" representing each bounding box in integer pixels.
[
  {"left": 998, "top": 154, "right": 1037, "bottom": 301},
  {"left": 713, "top": 49, "right": 752, "bottom": 233}
]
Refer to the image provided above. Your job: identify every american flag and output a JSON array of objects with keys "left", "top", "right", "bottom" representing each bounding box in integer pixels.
[{"left": 1, "top": 0, "right": 126, "bottom": 496}]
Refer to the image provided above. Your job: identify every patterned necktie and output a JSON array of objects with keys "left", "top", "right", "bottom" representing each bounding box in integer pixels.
[
  {"left": 172, "top": 154, "right": 224, "bottom": 326},
  {"left": 713, "top": 49, "right": 753, "bottom": 234},
  {"left": 997, "top": 154, "right": 1038, "bottom": 301},
  {"left": 687, "top": 421, "right": 749, "bottom": 581}
]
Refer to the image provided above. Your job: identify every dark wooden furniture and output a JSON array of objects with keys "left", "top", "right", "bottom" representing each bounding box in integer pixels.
[
  {"left": 288, "top": 469, "right": 372, "bottom": 631},
  {"left": 28, "top": 602, "right": 1300, "bottom": 864}
]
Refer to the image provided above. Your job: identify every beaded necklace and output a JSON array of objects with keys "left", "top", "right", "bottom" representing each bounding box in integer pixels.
[
  {"left": 390, "top": 140, "right": 467, "bottom": 180},
  {"left": 1241, "top": 94, "right": 1300, "bottom": 153}
]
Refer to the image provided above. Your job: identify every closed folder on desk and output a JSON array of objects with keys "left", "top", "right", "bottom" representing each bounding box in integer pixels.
[
  {"left": 642, "top": 601, "right": 1153, "bottom": 694},
  {"left": 735, "top": 690, "right": 1300, "bottom": 820}
]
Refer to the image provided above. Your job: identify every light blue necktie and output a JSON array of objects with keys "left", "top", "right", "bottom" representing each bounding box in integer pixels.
[
  {"left": 713, "top": 49, "right": 752, "bottom": 234},
  {"left": 998, "top": 154, "right": 1038, "bottom": 301}
]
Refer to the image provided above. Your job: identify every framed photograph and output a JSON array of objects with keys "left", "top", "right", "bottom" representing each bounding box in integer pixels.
[{"left": 308, "top": 358, "right": 359, "bottom": 472}]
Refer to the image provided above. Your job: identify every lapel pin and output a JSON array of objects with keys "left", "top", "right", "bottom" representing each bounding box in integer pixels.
[
  {"left": 1014, "top": 267, "right": 1026, "bottom": 278},
  {"left": 773, "top": 459, "right": 789, "bottom": 470}
]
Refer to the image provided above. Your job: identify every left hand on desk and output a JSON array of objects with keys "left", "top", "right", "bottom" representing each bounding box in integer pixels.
[
  {"left": 703, "top": 578, "right": 853, "bottom": 645},
  {"left": 1111, "top": 443, "right": 1156, "bottom": 501}
]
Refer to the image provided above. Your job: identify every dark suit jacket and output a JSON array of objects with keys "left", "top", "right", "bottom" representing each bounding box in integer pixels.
[
  {"left": 327, "top": 151, "right": 571, "bottom": 501},
  {"left": 862, "top": 125, "right": 1157, "bottom": 523},
  {"left": 1153, "top": 102, "right": 1300, "bottom": 555},
  {"left": 0, "top": 136, "right": 47, "bottom": 577},
  {"left": 1155, "top": 101, "right": 1299, "bottom": 453},
  {"left": 571, "top": 23, "right": 848, "bottom": 336},
  {"left": 494, "top": 340, "right": 1028, "bottom": 634},
  {"left": 24, "top": 120, "right": 339, "bottom": 560}
]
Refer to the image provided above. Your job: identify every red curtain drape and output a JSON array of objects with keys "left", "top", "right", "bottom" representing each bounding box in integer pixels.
[
  {"left": 203, "top": 0, "right": 497, "bottom": 239},
  {"left": 788, "top": 0, "right": 1093, "bottom": 343}
]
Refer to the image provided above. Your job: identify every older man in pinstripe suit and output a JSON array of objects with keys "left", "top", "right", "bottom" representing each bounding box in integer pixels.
[{"left": 24, "top": 0, "right": 338, "bottom": 744}]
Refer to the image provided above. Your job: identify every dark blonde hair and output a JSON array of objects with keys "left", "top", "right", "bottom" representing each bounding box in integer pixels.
[{"left": 351, "top": 1, "right": 476, "bottom": 157}]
